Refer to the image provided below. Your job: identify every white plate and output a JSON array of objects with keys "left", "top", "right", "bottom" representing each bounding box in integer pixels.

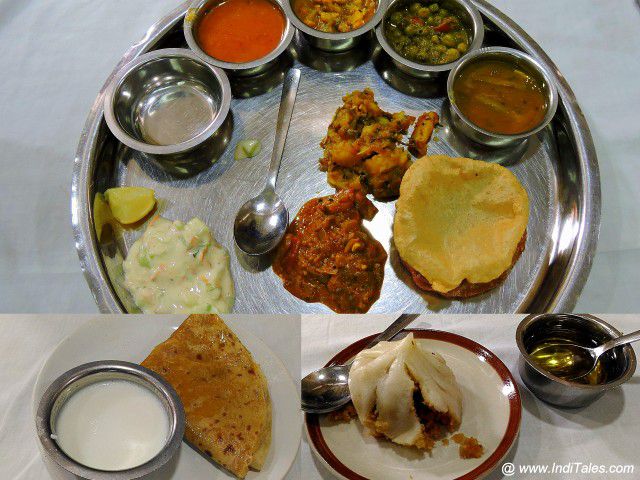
[
  {"left": 32, "top": 315, "right": 302, "bottom": 479},
  {"left": 306, "top": 330, "right": 521, "bottom": 480}
]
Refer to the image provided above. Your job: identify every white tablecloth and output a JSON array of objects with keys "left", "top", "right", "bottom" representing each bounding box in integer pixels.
[
  {"left": 0, "top": 314, "right": 301, "bottom": 480},
  {"left": 302, "top": 314, "right": 640, "bottom": 479},
  {"left": 0, "top": 0, "right": 639, "bottom": 312}
]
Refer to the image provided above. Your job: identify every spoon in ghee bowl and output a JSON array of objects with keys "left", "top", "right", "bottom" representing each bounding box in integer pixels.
[
  {"left": 301, "top": 313, "right": 420, "bottom": 414},
  {"left": 234, "top": 68, "right": 301, "bottom": 256},
  {"left": 531, "top": 329, "right": 640, "bottom": 382}
]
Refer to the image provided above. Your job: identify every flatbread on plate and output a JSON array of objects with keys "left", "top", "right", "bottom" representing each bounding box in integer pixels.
[{"left": 141, "top": 314, "right": 271, "bottom": 478}]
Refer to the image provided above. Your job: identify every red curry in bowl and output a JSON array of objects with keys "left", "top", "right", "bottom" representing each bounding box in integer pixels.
[{"left": 197, "top": 0, "right": 286, "bottom": 63}]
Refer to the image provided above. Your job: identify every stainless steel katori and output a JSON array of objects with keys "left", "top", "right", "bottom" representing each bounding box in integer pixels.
[
  {"left": 72, "top": 0, "right": 601, "bottom": 314},
  {"left": 447, "top": 46, "right": 559, "bottom": 147},
  {"left": 375, "top": 0, "right": 485, "bottom": 78},
  {"left": 284, "top": 0, "right": 387, "bottom": 52},
  {"left": 103, "top": 48, "right": 232, "bottom": 177},
  {"left": 516, "top": 314, "right": 637, "bottom": 409},
  {"left": 35, "top": 361, "right": 185, "bottom": 480},
  {"left": 185, "top": 0, "right": 295, "bottom": 76}
]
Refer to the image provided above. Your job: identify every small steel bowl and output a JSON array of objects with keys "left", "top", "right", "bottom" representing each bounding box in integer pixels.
[
  {"left": 375, "top": 0, "right": 484, "bottom": 78},
  {"left": 103, "top": 48, "right": 232, "bottom": 177},
  {"left": 446, "top": 46, "right": 559, "bottom": 147},
  {"left": 184, "top": 0, "right": 295, "bottom": 76},
  {"left": 516, "top": 314, "right": 636, "bottom": 409},
  {"left": 284, "top": 0, "right": 386, "bottom": 52},
  {"left": 35, "top": 361, "right": 185, "bottom": 480}
]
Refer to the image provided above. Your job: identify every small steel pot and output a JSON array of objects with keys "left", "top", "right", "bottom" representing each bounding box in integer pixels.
[
  {"left": 185, "top": 0, "right": 295, "bottom": 76},
  {"left": 516, "top": 314, "right": 636, "bottom": 409},
  {"left": 284, "top": 0, "right": 386, "bottom": 52},
  {"left": 103, "top": 48, "right": 232, "bottom": 177},
  {"left": 375, "top": 0, "right": 484, "bottom": 78},
  {"left": 447, "top": 46, "right": 558, "bottom": 147},
  {"left": 35, "top": 361, "right": 185, "bottom": 480}
]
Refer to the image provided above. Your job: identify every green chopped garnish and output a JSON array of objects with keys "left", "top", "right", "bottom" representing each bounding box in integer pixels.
[
  {"left": 138, "top": 254, "right": 151, "bottom": 268},
  {"left": 190, "top": 240, "right": 210, "bottom": 258},
  {"left": 234, "top": 139, "right": 262, "bottom": 160},
  {"left": 138, "top": 249, "right": 151, "bottom": 268}
]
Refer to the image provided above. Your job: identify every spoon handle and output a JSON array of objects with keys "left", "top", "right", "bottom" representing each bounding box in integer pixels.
[
  {"left": 364, "top": 313, "right": 421, "bottom": 348},
  {"left": 329, "top": 313, "right": 420, "bottom": 368},
  {"left": 597, "top": 329, "right": 640, "bottom": 356},
  {"left": 266, "top": 68, "right": 301, "bottom": 191}
]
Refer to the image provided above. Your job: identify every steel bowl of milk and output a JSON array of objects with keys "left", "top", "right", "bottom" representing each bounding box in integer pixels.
[{"left": 35, "top": 361, "right": 185, "bottom": 480}]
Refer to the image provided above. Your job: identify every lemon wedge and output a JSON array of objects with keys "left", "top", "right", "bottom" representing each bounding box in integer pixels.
[
  {"left": 93, "top": 193, "right": 114, "bottom": 241},
  {"left": 105, "top": 187, "right": 156, "bottom": 224}
]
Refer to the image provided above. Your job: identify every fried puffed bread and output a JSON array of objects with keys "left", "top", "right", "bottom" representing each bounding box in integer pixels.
[
  {"left": 394, "top": 155, "right": 529, "bottom": 297},
  {"left": 141, "top": 314, "right": 271, "bottom": 478}
]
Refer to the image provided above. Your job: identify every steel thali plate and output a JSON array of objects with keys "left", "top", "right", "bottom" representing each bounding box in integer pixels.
[{"left": 72, "top": 0, "right": 600, "bottom": 314}]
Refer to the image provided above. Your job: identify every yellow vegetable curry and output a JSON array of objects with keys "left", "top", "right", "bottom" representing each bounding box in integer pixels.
[{"left": 294, "top": 0, "right": 377, "bottom": 33}]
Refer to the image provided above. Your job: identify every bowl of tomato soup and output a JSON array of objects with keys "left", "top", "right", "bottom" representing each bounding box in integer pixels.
[
  {"left": 447, "top": 46, "right": 558, "bottom": 147},
  {"left": 185, "top": 0, "right": 293, "bottom": 76}
]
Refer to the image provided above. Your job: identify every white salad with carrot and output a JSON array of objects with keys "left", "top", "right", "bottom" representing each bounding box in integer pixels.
[{"left": 123, "top": 216, "right": 235, "bottom": 314}]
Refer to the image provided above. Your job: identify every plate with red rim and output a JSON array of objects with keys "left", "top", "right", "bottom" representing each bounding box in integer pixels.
[{"left": 305, "top": 329, "right": 521, "bottom": 480}]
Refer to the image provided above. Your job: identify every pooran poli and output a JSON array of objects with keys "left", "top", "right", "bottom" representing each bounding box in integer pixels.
[
  {"left": 141, "top": 314, "right": 271, "bottom": 478},
  {"left": 394, "top": 155, "right": 529, "bottom": 297}
]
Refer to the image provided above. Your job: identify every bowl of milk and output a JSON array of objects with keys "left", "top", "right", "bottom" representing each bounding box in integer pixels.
[{"left": 35, "top": 361, "right": 185, "bottom": 480}]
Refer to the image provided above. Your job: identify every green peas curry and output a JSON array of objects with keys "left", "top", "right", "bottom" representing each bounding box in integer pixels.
[{"left": 384, "top": 1, "right": 470, "bottom": 65}]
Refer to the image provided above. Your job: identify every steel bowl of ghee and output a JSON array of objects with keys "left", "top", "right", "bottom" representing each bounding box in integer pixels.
[{"left": 516, "top": 313, "right": 636, "bottom": 408}]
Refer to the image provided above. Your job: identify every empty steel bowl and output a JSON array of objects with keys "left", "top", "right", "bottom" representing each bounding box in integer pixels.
[
  {"left": 103, "top": 48, "right": 232, "bottom": 176},
  {"left": 447, "top": 46, "right": 558, "bottom": 147},
  {"left": 35, "top": 361, "right": 185, "bottom": 480},
  {"left": 284, "top": 0, "right": 386, "bottom": 52},
  {"left": 376, "top": 0, "right": 484, "bottom": 78},
  {"left": 516, "top": 314, "right": 636, "bottom": 409},
  {"left": 184, "top": 0, "right": 294, "bottom": 76}
]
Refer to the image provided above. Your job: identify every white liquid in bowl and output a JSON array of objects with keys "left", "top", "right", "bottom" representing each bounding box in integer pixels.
[{"left": 54, "top": 379, "right": 170, "bottom": 471}]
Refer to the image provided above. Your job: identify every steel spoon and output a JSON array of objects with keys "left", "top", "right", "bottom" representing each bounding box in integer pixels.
[
  {"left": 536, "top": 328, "right": 640, "bottom": 381},
  {"left": 234, "top": 68, "right": 301, "bottom": 255},
  {"left": 301, "top": 313, "right": 420, "bottom": 414}
]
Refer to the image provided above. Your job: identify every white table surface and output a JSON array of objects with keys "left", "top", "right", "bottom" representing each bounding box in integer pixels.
[
  {"left": 0, "top": 0, "right": 639, "bottom": 313},
  {"left": 302, "top": 314, "right": 640, "bottom": 479},
  {"left": 0, "top": 314, "right": 301, "bottom": 480}
]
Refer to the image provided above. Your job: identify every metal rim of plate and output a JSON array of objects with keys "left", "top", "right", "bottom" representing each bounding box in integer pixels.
[{"left": 71, "top": 0, "right": 601, "bottom": 314}]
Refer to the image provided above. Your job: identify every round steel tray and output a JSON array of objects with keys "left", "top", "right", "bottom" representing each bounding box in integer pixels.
[{"left": 72, "top": 0, "right": 600, "bottom": 314}]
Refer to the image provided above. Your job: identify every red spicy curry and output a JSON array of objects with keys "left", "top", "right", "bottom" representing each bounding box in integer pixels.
[{"left": 272, "top": 189, "right": 387, "bottom": 313}]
